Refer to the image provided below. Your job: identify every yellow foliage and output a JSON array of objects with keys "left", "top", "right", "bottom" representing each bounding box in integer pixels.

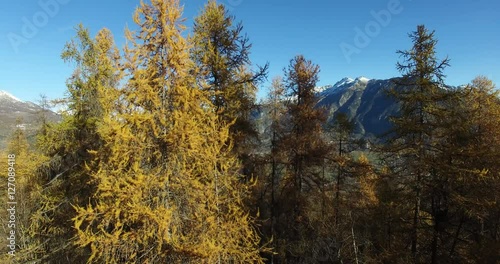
[{"left": 71, "top": 0, "right": 266, "bottom": 263}]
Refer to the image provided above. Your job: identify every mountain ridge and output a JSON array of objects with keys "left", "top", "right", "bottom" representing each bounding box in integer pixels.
[
  {"left": 0, "top": 76, "right": 451, "bottom": 149},
  {"left": 316, "top": 77, "right": 399, "bottom": 139},
  {"left": 0, "top": 90, "right": 60, "bottom": 149}
]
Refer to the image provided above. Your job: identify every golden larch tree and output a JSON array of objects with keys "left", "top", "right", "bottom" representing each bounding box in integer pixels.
[{"left": 73, "top": 0, "right": 266, "bottom": 263}]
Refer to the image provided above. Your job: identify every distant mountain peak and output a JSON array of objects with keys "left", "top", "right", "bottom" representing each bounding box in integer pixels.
[
  {"left": 354, "top": 76, "right": 371, "bottom": 83},
  {"left": 333, "top": 77, "right": 355, "bottom": 88},
  {"left": 0, "top": 90, "right": 60, "bottom": 149},
  {"left": 317, "top": 77, "right": 367, "bottom": 97},
  {"left": 0, "top": 90, "right": 22, "bottom": 102}
]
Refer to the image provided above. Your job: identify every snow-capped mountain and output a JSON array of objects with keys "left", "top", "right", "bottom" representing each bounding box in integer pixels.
[
  {"left": 317, "top": 76, "right": 371, "bottom": 96},
  {"left": 0, "top": 90, "right": 59, "bottom": 149},
  {"left": 257, "top": 77, "right": 400, "bottom": 141},
  {"left": 0, "top": 91, "right": 43, "bottom": 113},
  {"left": 316, "top": 77, "right": 399, "bottom": 139},
  {"left": 315, "top": 77, "right": 355, "bottom": 94},
  {"left": 0, "top": 90, "right": 22, "bottom": 102}
]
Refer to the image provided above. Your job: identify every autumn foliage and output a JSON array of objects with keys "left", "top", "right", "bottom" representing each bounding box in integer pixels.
[{"left": 0, "top": 1, "right": 498, "bottom": 264}]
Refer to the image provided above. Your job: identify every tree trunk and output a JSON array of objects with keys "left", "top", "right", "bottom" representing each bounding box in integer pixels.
[
  {"left": 449, "top": 214, "right": 464, "bottom": 259},
  {"left": 412, "top": 172, "right": 421, "bottom": 263}
]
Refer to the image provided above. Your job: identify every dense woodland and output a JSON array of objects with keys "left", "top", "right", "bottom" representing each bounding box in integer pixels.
[{"left": 1, "top": 0, "right": 499, "bottom": 263}]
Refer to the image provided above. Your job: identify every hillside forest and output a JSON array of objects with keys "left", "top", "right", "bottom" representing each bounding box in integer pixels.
[{"left": 1, "top": 0, "right": 499, "bottom": 263}]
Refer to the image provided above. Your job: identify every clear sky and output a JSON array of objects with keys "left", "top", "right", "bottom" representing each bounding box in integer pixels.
[{"left": 1, "top": 0, "right": 499, "bottom": 102}]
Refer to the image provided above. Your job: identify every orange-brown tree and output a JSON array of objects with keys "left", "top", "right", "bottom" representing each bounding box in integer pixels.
[
  {"left": 274, "top": 55, "right": 329, "bottom": 262},
  {"left": 383, "top": 24, "right": 451, "bottom": 263}
]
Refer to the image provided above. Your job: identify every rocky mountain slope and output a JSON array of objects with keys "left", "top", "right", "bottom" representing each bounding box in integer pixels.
[
  {"left": 256, "top": 77, "right": 400, "bottom": 142},
  {"left": 0, "top": 77, "right": 401, "bottom": 149},
  {"left": 316, "top": 77, "right": 399, "bottom": 139},
  {"left": 0, "top": 91, "right": 59, "bottom": 149}
]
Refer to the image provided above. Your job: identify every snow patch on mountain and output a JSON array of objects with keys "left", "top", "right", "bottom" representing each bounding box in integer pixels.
[
  {"left": 317, "top": 77, "right": 371, "bottom": 97},
  {"left": 355, "top": 76, "right": 371, "bottom": 83},
  {"left": 334, "top": 77, "right": 355, "bottom": 87},
  {"left": 0, "top": 90, "right": 22, "bottom": 102}
]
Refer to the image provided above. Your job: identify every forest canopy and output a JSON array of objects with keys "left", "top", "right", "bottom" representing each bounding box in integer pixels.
[{"left": 1, "top": 1, "right": 499, "bottom": 263}]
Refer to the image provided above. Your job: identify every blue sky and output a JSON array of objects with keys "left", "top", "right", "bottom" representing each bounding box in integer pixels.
[{"left": 1, "top": 0, "right": 499, "bottom": 102}]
